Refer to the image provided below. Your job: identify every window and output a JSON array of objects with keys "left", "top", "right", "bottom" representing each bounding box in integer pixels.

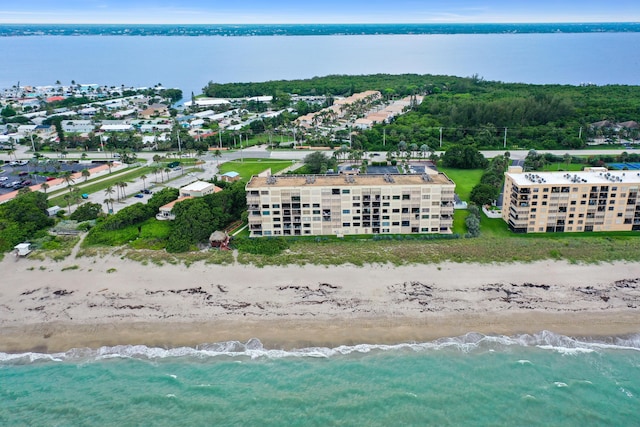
[
  {"left": 342, "top": 189, "right": 350, "bottom": 194},
  {"left": 342, "top": 209, "right": 350, "bottom": 214},
  {"left": 332, "top": 189, "right": 340, "bottom": 195},
  {"left": 402, "top": 194, "right": 410, "bottom": 200},
  {"left": 401, "top": 221, "right": 410, "bottom": 226},
  {"left": 343, "top": 222, "right": 350, "bottom": 227},
  {"left": 272, "top": 204, "right": 280, "bottom": 208},
  {"left": 392, "top": 195, "right": 400, "bottom": 200},
  {"left": 262, "top": 211, "right": 270, "bottom": 215}
]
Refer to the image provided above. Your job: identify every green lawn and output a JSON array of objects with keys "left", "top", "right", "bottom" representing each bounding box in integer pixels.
[
  {"left": 437, "top": 166, "right": 484, "bottom": 201},
  {"left": 218, "top": 159, "right": 296, "bottom": 180},
  {"left": 47, "top": 166, "right": 151, "bottom": 207},
  {"left": 542, "top": 162, "right": 585, "bottom": 172}
]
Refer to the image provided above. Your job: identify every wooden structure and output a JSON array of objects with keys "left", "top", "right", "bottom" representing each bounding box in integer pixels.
[{"left": 209, "top": 231, "right": 230, "bottom": 250}]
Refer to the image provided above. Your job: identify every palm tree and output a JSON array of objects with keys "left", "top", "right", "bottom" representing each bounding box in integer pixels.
[
  {"left": 104, "top": 185, "right": 115, "bottom": 202},
  {"left": 420, "top": 144, "right": 430, "bottom": 159},
  {"left": 40, "top": 182, "right": 50, "bottom": 194},
  {"left": 164, "top": 167, "right": 171, "bottom": 182},
  {"left": 62, "top": 171, "right": 75, "bottom": 192},
  {"left": 106, "top": 161, "right": 113, "bottom": 174},
  {"left": 81, "top": 168, "right": 90, "bottom": 182},
  {"left": 103, "top": 198, "right": 114, "bottom": 213},
  {"left": 63, "top": 194, "right": 73, "bottom": 214},
  {"left": 140, "top": 174, "right": 147, "bottom": 190},
  {"left": 118, "top": 181, "right": 128, "bottom": 199},
  {"left": 213, "top": 149, "right": 222, "bottom": 166}
]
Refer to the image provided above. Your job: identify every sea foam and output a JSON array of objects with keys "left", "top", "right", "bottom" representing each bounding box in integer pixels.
[{"left": 1, "top": 331, "right": 639, "bottom": 365}]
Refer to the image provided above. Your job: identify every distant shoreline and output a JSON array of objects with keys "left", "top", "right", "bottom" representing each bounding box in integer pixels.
[
  {"left": 1, "top": 255, "right": 639, "bottom": 353},
  {"left": 1, "top": 22, "right": 640, "bottom": 37}
]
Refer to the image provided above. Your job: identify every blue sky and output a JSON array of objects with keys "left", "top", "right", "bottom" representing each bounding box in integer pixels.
[{"left": 1, "top": 0, "right": 639, "bottom": 24}]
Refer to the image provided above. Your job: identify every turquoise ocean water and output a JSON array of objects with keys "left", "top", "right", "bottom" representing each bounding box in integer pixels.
[{"left": 2, "top": 332, "right": 639, "bottom": 426}]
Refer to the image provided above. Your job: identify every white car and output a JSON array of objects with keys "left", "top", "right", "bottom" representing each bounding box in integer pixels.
[{"left": 0, "top": 177, "right": 8, "bottom": 181}]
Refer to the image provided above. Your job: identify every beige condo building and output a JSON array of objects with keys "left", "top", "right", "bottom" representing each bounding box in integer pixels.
[
  {"left": 502, "top": 166, "right": 640, "bottom": 233},
  {"left": 246, "top": 173, "right": 456, "bottom": 237}
]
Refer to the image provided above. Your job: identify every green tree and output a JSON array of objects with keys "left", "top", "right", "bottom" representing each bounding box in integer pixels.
[
  {"left": 70, "top": 202, "right": 102, "bottom": 221},
  {"left": 470, "top": 183, "right": 499, "bottom": 206},
  {"left": 303, "top": 151, "right": 335, "bottom": 174},
  {"left": 442, "top": 145, "right": 488, "bottom": 169}
]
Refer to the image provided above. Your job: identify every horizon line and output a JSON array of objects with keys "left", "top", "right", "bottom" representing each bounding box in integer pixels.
[{"left": 1, "top": 21, "right": 640, "bottom": 25}]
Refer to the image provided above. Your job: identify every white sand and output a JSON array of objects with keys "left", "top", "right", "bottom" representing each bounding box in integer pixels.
[{"left": 1, "top": 254, "right": 639, "bottom": 352}]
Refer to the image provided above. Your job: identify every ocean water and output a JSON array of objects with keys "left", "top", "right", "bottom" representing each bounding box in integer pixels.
[{"left": 2, "top": 332, "right": 639, "bottom": 426}]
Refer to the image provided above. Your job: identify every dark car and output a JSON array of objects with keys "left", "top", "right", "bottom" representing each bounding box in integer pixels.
[
  {"left": 21, "top": 180, "right": 32, "bottom": 186},
  {"left": 46, "top": 176, "right": 56, "bottom": 181},
  {"left": 142, "top": 189, "right": 152, "bottom": 194},
  {"left": 18, "top": 171, "right": 29, "bottom": 177},
  {"left": 134, "top": 193, "right": 144, "bottom": 198}
]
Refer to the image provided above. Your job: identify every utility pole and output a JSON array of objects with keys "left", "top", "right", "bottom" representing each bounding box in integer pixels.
[
  {"left": 439, "top": 127, "right": 443, "bottom": 148},
  {"left": 219, "top": 130, "right": 222, "bottom": 149},
  {"left": 383, "top": 128, "right": 386, "bottom": 146},
  {"left": 578, "top": 126, "right": 582, "bottom": 140},
  {"left": 503, "top": 127, "right": 508, "bottom": 149}
]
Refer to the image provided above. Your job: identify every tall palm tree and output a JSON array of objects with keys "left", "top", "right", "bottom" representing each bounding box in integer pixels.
[
  {"left": 62, "top": 171, "right": 75, "bottom": 193},
  {"left": 81, "top": 168, "right": 90, "bottom": 181},
  {"left": 106, "top": 160, "right": 113, "bottom": 174},
  {"left": 41, "top": 182, "right": 50, "bottom": 194},
  {"left": 104, "top": 185, "right": 115, "bottom": 203},
  {"left": 140, "top": 174, "right": 147, "bottom": 190},
  {"left": 164, "top": 167, "right": 171, "bottom": 182},
  {"left": 118, "top": 181, "right": 128, "bottom": 199},
  {"left": 103, "top": 198, "right": 114, "bottom": 213}
]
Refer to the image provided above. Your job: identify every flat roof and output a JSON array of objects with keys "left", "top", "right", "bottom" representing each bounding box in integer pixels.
[
  {"left": 181, "top": 181, "right": 217, "bottom": 192},
  {"left": 246, "top": 173, "right": 453, "bottom": 189},
  {"left": 507, "top": 168, "right": 640, "bottom": 186}
]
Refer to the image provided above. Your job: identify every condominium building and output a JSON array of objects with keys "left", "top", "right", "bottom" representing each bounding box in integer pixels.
[
  {"left": 502, "top": 166, "right": 640, "bottom": 233},
  {"left": 246, "top": 173, "right": 456, "bottom": 237}
]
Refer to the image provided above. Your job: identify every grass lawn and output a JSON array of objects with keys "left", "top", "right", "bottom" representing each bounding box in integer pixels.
[
  {"left": 542, "top": 162, "right": 585, "bottom": 172},
  {"left": 437, "top": 166, "right": 484, "bottom": 201},
  {"left": 218, "top": 159, "right": 296, "bottom": 180},
  {"left": 48, "top": 166, "right": 151, "bottom": 207}
]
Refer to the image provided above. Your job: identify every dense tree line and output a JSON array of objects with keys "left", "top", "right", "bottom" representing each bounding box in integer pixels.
[
  {"left": 204, "top": 74, "right": 640, "bottom": 151},
  {"left": 166, "top": 181, "right": 246, "bottom": 252},
  {"left": 0, "top": 191, "right": 53, "bottom": 252},
  {"left": 203, "top": 73, "right": 459, "bottom": 99},
  {"left": 469, "top": 154, "right": 511, "bottom": 206},
  {"left": 84, "top": 188, "right": 179, "bottom": 245}
]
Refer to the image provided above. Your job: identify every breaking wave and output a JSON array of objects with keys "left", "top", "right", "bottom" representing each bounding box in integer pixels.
[{"left": 2, "top": 331, "right": 639, "bottom": 365}]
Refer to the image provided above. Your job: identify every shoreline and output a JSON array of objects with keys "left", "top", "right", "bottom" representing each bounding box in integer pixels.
[
  {"left": 2, "top": 312, "right": 640, "bottom": 354},
  {"left": 2, "top": 255, "right": 639, "bottom": 353}
]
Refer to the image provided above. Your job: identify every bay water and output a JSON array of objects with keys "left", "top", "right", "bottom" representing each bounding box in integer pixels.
[{"left": 2, "top": 32, "right": 640, "bottom": 99}]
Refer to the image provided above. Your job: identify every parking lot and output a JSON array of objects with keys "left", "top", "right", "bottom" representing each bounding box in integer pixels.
[{"left": 0, "top": 161, "right": 89, "bottom": 195}]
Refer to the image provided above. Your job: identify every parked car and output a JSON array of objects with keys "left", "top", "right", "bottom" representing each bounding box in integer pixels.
[
  {"left": 142, "top": 189, "right": 152, "bottom": 194},
  {"left": 81, "top": 193, "right": 89, "bottom": 199},
  {"left": 0, "top": 176, "right": 8, "bottom": 182},
  {"left": 134, "top": 193, "right": 144, "bottom": 198},
  {"left": 21, "top": 180, "right": 32, "bottom": 186},
  {"left": 46, "top": 176, "right": 56, "bottom": 181},
  {"left": 18, "top": 171, "right": 29, "bottom": 177}
]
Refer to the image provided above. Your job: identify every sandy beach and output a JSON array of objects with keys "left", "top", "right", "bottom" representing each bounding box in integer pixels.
[{"left": 1, "top": 254, "right": 639, "bottom": 353}]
